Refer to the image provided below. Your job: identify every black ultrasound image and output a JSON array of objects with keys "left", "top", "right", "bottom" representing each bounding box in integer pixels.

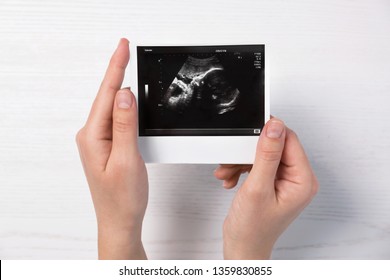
[
  {"left": 137, "top": 45, "right": 265, "bottom": 136},
  {"left": 164, "top": 56, "right": 240, "bottom": 115}
]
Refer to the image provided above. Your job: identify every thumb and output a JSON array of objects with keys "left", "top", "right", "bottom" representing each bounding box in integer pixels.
[
  {"left": 110, "top": 88, "right": 139, "bottom": 162},
  {"left": 247, "top": 118, "right": 286, "bottom": 190}
]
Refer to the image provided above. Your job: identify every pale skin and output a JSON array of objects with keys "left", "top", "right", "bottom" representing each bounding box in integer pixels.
[
  {"left": 76, "top": 38, "right": 319, "bottom": 260},
  {"left": 214, "top": 120, "right": 319, "bottom": 259},
  {"left": 76, "top": 38, "right": 148, "bottom": 259}
]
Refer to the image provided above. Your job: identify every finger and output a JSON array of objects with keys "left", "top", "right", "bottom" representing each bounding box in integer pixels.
[
  {"left": 247, "top": 118, "right": 286, "bottom": 190},
  {"left": 86, "top": 38, "right": 130, "bottom": 136},
  {"left": 107, "top": 88, "right": 139, "bottom": 167},
  {"left": 214, "top": 165, "right": 239, "bottom": 180},
  {"left": 214, "top": 165, "right": 251, "bottom": 180},
  {"left": 280, "top": 128, "right": 313, "bottom": 183},
  {"left": 223, "top": 172, "right": 241, "bottom": 189}
]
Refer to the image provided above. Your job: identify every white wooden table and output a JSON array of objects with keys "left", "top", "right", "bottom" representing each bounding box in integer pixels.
[{"left": 1, "top": 0, "right": 389, "bottom": 259}]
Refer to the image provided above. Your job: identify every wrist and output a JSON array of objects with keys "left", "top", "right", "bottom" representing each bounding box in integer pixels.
[
  {"left": 97, "top": 222, "right": 146, "bottom": 260},
  {"left": 223, "top": 238, "right": 273, "bottom": 260},
  {"left": 223, "top": 221, "right": 274, "bottom": 260}
]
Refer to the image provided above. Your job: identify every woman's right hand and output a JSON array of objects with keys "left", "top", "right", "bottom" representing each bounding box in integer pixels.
[{"left": 214, "top": 118, "right": 319, "bottom": 259}]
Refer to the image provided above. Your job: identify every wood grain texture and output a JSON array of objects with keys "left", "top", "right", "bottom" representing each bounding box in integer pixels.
[{"left": 0, "top": 0, "right": 389, "bottom": 259}]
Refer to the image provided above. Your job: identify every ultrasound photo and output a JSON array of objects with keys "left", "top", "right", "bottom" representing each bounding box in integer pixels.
[
  {"left": 137, "top": 45, "right": 265, "bottom": 136},
  {"left": 163, "top": 56, "right": 240, "bottom": 115}
]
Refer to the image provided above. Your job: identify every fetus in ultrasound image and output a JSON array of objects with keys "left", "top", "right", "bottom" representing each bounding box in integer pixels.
[{"left": 163, "top": 56, "right": 240, "bottom": 115}]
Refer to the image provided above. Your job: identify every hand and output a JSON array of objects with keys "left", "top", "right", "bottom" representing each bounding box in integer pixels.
[
  {"left": 76, "top": 38, "right": 148, "bottom": 259},
  {"left": 214, "top": 118, "right": 318, "bottom": 259}
]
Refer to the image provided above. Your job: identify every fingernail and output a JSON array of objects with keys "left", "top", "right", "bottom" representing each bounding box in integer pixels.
[
  {"left": 222, "top": 180, "right": 228, "bottom": 187},
  {"left": 117, "top": 89, "right": 132, "bottom": 109},
  {"left": 266, "top": 120, "right": 284, "bottom": 139}
]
